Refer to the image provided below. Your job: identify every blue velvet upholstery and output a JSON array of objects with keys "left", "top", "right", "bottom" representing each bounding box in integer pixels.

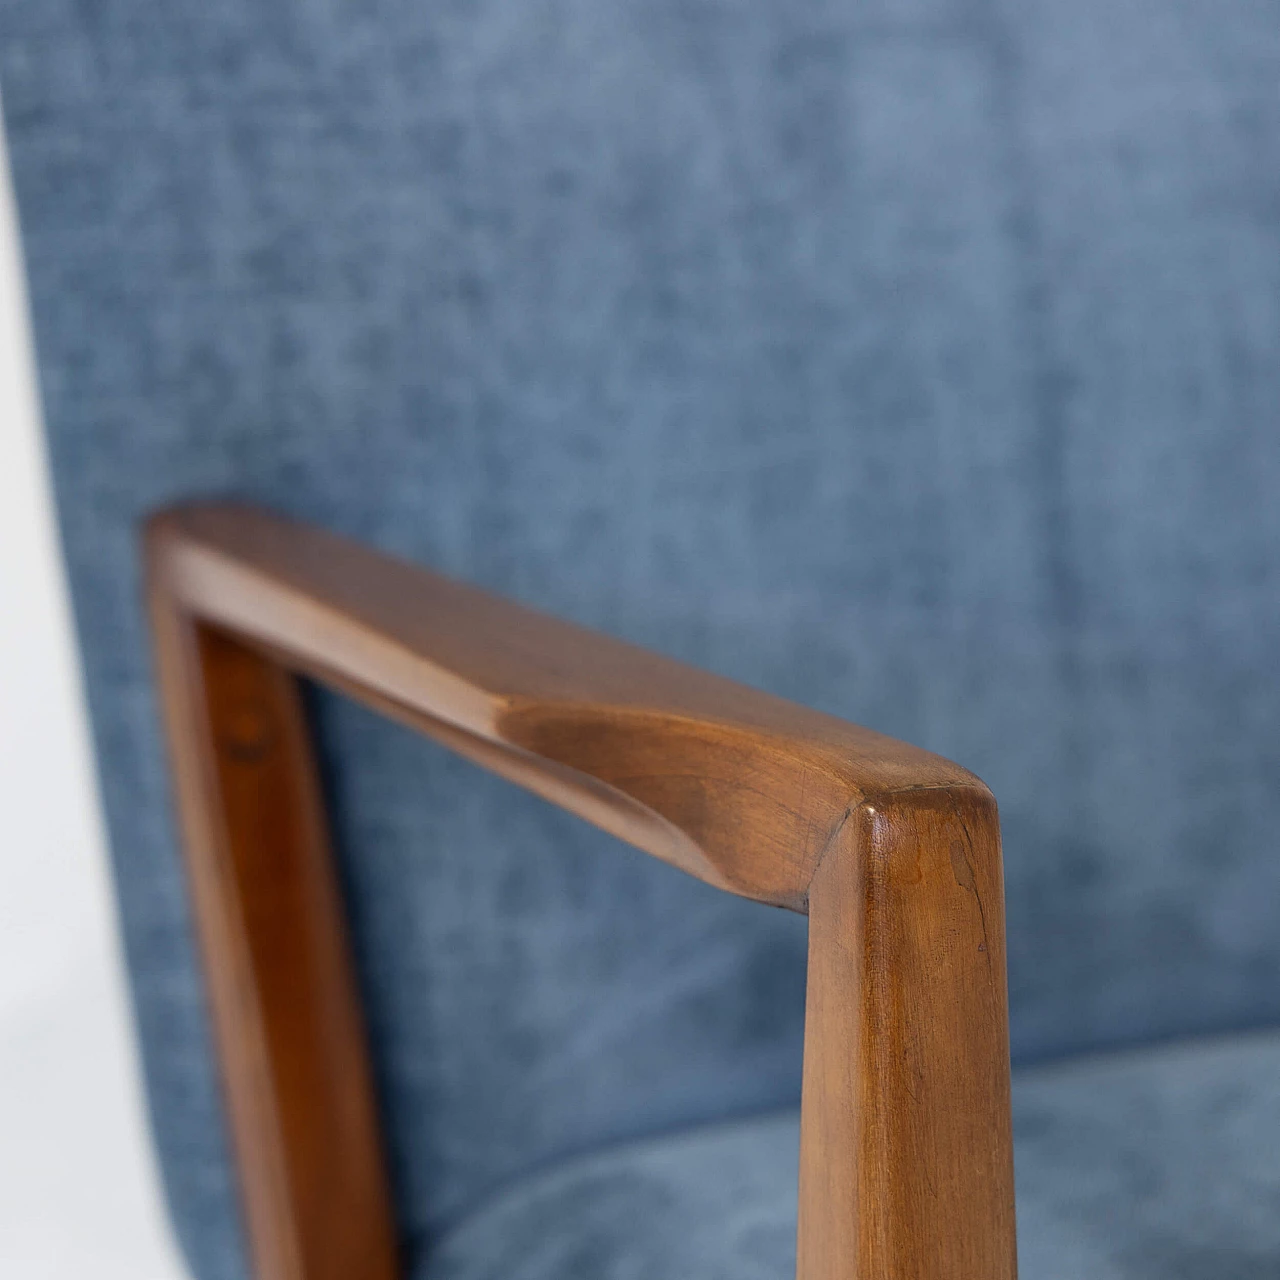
[
  {"left": 3, "top": 0, "right": 1279, "bottom": 1276},
  {"left": 426, "top": 1033, "right": 1280, "bottom": 1280}
]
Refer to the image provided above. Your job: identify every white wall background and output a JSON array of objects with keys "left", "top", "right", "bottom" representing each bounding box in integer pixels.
[{"left": 0, "top": 112, "right": 189, "bottom": 1279}]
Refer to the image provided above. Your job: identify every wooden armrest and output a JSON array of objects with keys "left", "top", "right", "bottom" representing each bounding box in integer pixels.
[
  {"left": 145, "top": 502, "right": 1016, "bottom": 1280},
  {"left": 147, "top": 502, "right": 980, "bottom": 909}
]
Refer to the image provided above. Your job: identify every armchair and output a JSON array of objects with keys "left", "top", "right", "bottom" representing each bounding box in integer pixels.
[{"left": 5, "top": 0, "right": 1280, "bottom": 1277}]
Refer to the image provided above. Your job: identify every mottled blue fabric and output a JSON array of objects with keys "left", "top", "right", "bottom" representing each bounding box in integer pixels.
[
  {"left": 3, "top": 0, "right": 1280, "bottom": 1277},
  {"left": 426, "top": 1033, "right": 1280, "bottom": 1280}
]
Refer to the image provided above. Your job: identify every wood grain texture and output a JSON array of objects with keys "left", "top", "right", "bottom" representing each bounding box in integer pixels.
[
  {"left": 147, "top": 503, "right": 977, "bottom": 909},
  {"left": 798, "top": 787, "right": 1017, "bottom": 1280},
  {"left": 145, "top": 501, "right": 1017, "bottom": 1280},
  {"left": 147, "top": 567, "right": 399, "bottom": 1280}
]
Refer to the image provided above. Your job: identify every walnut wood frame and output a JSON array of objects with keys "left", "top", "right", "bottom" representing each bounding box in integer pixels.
[{"left": 145, "top": 502, "right": 1017, "bottom": 1280}]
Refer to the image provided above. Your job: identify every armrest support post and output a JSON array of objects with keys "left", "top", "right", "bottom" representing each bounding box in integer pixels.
[
  {"left": 799, "top": 787, "right": 1017, "bottom": 1279},
  {"left": 147, "top": 598, "right": 399, "bottom": 1280}
]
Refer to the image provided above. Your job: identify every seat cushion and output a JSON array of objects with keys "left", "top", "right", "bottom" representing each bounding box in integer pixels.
[{"left": 423, "top": 1031, "right": 1280, "bottom": 1280}]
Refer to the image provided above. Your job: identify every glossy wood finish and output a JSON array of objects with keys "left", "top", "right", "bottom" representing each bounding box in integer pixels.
[{"left": 145, "top": 501, "right": 1016, "bottom": 1280}]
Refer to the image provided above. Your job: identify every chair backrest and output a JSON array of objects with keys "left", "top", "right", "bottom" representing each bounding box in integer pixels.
[{"left": 5, "top": 1, "right": 1280, "bottom": 1277}]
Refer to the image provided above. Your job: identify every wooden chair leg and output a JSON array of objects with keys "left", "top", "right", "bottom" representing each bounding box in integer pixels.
[{"left": 797, "top": 786, "right": 1017, "bottom": 1280}]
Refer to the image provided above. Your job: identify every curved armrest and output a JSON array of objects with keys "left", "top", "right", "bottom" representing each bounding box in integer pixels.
[
  {"left": 144, "top": 501, "right": 1015, "bottom": 1280},
  {"left": 146, "top": 501, "right": 982, "bottom": 910}
]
